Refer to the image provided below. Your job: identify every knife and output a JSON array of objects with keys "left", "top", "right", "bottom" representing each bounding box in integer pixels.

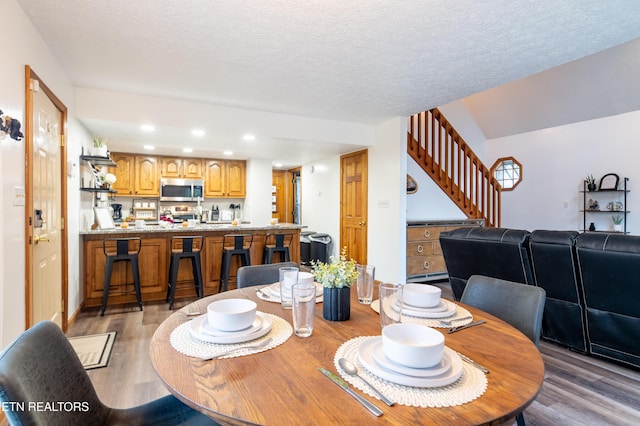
[
  {"left": 447, "top": 319, "right": 486, "bottom": 334},
  {"left": 317, "top": 367, "right": 383, "bottom": 417}
]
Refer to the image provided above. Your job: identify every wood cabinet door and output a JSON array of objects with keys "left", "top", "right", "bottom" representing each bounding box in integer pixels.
[
  {"left": 135, "top": 156, "right": 159, "bottom": 195},
  {"left": 226, "top": 160, "right": 246, "bottom": 197},
  {"left": 161, "top": 157, "right": 183, "bottom": 178},
  {"left": 204, "top": 160, "right": 225, "bottom": 197},
  {"left": 109, "top": 153, "right": 135, "bottom": 195},
  {"left": 183, "top": 158, "right": 204, "bottom": 179}
]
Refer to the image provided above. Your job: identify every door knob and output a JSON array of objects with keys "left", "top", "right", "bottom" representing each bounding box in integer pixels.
[
  {"left": 33, "top": 234, "right": 51, "bottom": 244},
  {"left": 358, "top": 221, "right": 367, "bottom": 226}
]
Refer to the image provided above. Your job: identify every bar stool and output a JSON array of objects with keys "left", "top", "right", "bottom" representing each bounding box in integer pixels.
[
  {"left": 263, "top": 233, "right": 293, "bottom": 264},
  {"left": 219, "top": 234, "right": 253, "bottom": 292},
  {"left": 101, "top": 238, "right": 142, "bottom": 316},
  {"left": 166, "top": 236, "right": 204, "bottom": 310}
]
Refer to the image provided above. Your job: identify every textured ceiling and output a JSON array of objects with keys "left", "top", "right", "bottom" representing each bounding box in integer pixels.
[{"left": 17, "top": 0, "right": 640, "bottom": 163}]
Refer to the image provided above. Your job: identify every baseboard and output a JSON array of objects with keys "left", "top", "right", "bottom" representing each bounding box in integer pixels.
[{"left": 66, "top": 303, "right": 84, "bottom": 331}]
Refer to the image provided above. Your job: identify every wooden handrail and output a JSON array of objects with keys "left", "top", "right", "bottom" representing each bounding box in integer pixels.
[{"left": 408, "top": 108, "right": 501, "bottom": 227}]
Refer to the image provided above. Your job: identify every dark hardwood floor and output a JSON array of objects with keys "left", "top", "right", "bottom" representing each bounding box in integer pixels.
[{"left": 66, "top": 285, "right": 640, "bottom": 425}]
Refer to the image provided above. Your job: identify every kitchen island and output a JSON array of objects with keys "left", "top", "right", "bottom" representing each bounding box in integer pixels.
[{"left": 80, "top": 224, "right": 302, "bottom": 309}]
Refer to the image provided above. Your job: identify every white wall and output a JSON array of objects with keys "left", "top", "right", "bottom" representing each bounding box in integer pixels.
[
  {"left": 368, "top": 117, "right": 407, "bottom": 284},
  {"left": 487, "top": 110, "right": 640, "bottom": 234},
  {"left": 300, "top": 158, "right": 341, "bottom": 257},
  {"left": 0, "top": 0, "right": 87, "bottom": 347},
  {"left": 245, "top": 157, "right": 274, "bottom": 226}
]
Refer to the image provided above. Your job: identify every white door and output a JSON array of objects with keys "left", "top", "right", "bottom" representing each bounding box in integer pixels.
[{"left": 29, "top": 76, "right": 63, "bottom": 327}]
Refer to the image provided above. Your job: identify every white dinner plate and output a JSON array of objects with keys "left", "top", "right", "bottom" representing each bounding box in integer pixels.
[
  {"left": 400, "top": 299, "right": 458, "bottom": 319},
  {"left": 190, "top": 311, "right": 272, "bottom": 344},
  {"left": 268, "top": 282, "right": 323, "bottom": 299},
  {"left": 370, "top": 340, "right": 452, "bottom": 377},
  {"left": 357, "top": 337, "right": 463, "bottom": 388},
  {"left": 401, "top": 299, "right": 448, "bottom": 312},
  {"left": 198, "top": 314, "right": 264, "bottom": 337}
]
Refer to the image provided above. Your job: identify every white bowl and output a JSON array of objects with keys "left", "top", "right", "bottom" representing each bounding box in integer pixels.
[
  {"left": 381, "top": 323, "right": 445, "bottom": 368},
  {"left": 298, "top": 272, "right": 314, "bottom": 285},
  {"left": 402, "top": 283, "right": 441, "bottom": 308},
  {"left": 207, "top": 299, "right": 257, "bottom": 331}
]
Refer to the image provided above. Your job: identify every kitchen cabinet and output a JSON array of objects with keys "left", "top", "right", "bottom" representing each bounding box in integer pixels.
[
  {"left": 81, "top": 226, "right": 301, "bottom": 307},
  {"left": 108, "top": 153, "right": 135, "bottom": 195},
  {"left": 84, "top": 237, "right": 168, "bottom": 303},
  {"left": 204, "top": 159, "right": 246, "bottom": 198},
  {"left": 135, "top": 156, "right": 159, "bottom": 196},
  {"left": 161, "top": 157, "right": 204, "bottom": 179},
  {"left": 406, "top": 220, "right": 483, "bottom": 281},
  {"left": 108, "top": 153, "right": 159, "bottom": 196}
]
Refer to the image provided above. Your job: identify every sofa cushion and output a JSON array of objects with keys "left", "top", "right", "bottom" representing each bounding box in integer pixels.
[{"left": 440, "top": 227, "right": 533, "bottom": 300}]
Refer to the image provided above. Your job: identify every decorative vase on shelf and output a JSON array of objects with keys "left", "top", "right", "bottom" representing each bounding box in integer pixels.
[
  {"left": 322, "top": 287, "right": 351, "bottom": 321},
  {"left": 589, "top": 222, "right": 596, "bottom": 231},
  {"left": 311, "top": 247, "right": 359, "bottom": 322},
  {"left": 587, "top": 183, "right": 596, "bottom": 192},
  {"left": 613, "top": 224, "right": 623, "bottom": 232},
  {"left": 95, "top": 145, "right": 108, "bottom": 157}
]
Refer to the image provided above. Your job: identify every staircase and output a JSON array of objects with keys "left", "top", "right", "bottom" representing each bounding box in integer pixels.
[{"left": 407, "top": 108, "right": 501, "bottom": 227}]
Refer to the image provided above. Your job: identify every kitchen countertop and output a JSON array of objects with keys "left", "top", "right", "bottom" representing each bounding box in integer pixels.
[{"left": 79, "top": 223, "right": 303, "bottom": 235}]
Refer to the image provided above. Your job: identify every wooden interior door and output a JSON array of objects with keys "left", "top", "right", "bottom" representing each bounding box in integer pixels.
[
  {"left": 272, "top": 170, "right": 286, "bottom": 223},
  {"left": 26, "top": 67, "right": 67, "bottom": 329},
  {"left": 340, "top": 150, "right": 368, "bottom": 264}
]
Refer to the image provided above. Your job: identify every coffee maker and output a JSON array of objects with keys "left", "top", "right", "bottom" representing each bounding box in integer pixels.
[{"left": 111, "top": 203, "right": 123, "bottom": 220}]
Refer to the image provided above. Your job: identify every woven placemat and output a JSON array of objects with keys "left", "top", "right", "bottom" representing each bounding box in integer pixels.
[
  {"left": 334, "top": 336, "right": 487, "bottom": 407},
  {"left": 170, "top": 313, "right": 292, "bottom": 359}
]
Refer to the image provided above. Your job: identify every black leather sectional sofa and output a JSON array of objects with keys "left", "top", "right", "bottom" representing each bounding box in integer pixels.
[{"left": 440, "top": 227, "right": 640, "bottom": 369}]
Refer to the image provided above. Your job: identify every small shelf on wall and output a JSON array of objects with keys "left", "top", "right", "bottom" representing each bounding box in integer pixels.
[
  {"left": 80, "top": 155, "right": 116, "bottom": 167},
  {"left": 581, "top": 176, "right": 629, "bottom": 234},
  {"left": 80, "top": 187, "right": 117, "bottom": 194}
]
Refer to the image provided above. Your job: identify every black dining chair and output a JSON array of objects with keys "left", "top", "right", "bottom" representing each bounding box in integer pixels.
[
  {"left": 236, "top": 262, "right": 299, "bottom": 288},
  {"left": 460, "top": 275, "right": 546, "bottom": 426},
  {"left": 0, "top": 321, "right": 218, "bottom": 426}
]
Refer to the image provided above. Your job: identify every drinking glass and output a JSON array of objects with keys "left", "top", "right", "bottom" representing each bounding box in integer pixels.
[
  {"left": 292, "top": 283, "right": 316, "bottom": 337},
  {"left": 356, "top": 264, "right": 375, "bottom": 304},
  {"left": 279, "top": 267, "right": 299, "bottom": 309},
  {"left": 379, "top": 283, "right": 404, "bottom": 329}
]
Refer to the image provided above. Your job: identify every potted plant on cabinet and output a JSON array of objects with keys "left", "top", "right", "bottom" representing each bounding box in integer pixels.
[
  {"left": 312, "top": 247, "right": 359, "bottom": 321},
  {"left": 612, "top": 215, "right": 623, "bottom": 232}
]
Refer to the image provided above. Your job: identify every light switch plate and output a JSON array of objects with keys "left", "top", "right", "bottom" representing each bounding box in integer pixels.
[{"left": 14, "top": 187, "right": 25, "bottom": 206}]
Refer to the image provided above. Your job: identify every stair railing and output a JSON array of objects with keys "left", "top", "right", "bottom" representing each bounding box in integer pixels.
[{"left": 407, "top": 108, "right": 501, "bottom": 227}]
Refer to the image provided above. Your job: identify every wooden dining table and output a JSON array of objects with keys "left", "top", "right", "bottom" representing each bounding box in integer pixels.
[{"left": 149, "top": 285, "right": 544, "bottom": 425}]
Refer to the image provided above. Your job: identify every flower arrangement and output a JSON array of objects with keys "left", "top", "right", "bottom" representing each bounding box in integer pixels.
[{"left": 311, "top": 247, "right": 359, "bottom": 289}]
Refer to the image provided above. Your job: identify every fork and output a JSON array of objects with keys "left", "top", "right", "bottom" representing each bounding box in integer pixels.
[
  {"left": 438, "top": 316, "right": 472, "bottom": 326},
  {"left": 200, "top": 337, "right": 274, "bottom": 361},
  {"left": 256, "top": 287, "right": 271, "bottom": 299}
]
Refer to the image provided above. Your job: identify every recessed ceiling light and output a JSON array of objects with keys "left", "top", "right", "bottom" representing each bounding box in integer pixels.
[
  {"left": 141, "top": 124, "right": 155, "bottom": 132},
  {"left": 143, "top": 145, "right": 155, "bottom": 150},
  {"left": 192, "top": 129, "right": 205, "bottom": 137},
  {"left": 182, "top": 147, "right": 193, "bottom": 153},
  {"left": 223, "top": 150, "right": 233, "bottom": 156},
  {"left": 274, "top": 163, "right": 283, "bottom": 168},
  {"left": 243, "top": 134, "right": 255, "bottom": 141}
]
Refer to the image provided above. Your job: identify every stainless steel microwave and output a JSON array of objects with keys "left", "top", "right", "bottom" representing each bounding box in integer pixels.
[{"left": 160, "top": 178, "right": 204, "bottom": 202}]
